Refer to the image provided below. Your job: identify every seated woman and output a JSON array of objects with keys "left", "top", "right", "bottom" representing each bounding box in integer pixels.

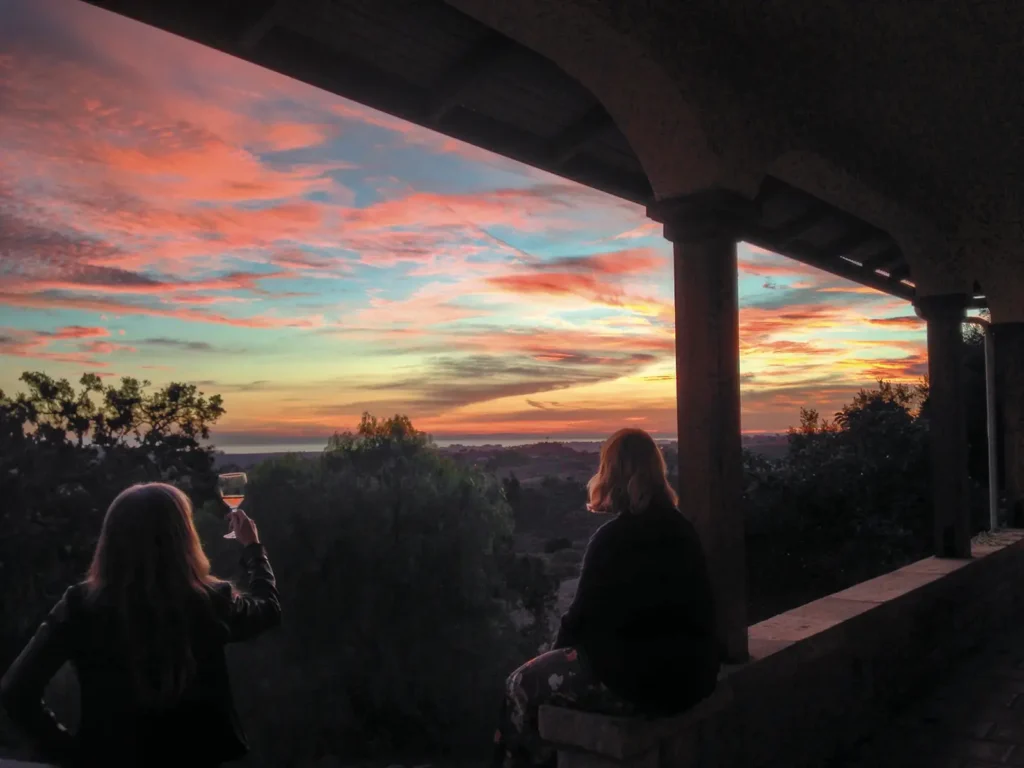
[
  {"left": 494, "top": 428, "right": 720, "bottom": 768},
  {"left": 1, "top": 483, "right": 281, "bottom": 767}
]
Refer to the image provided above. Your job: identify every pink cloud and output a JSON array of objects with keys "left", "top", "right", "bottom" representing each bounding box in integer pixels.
[
  {"left": 0, "top": 327, "right": 121, "bottom": 367},
  {"left": 353, "top": 283, "right": 488, "bottom": 326},
  {"left": 48, "top": 325, "right": 109, "bottom": 339},
  {"left": 4, "top": 269, "right": 299, "bottom": 297},
  {"left": 612, "top": 221, "right": 662, "bottom": 240},
  {"left": 256, "top": 122, "right": 342, "bottom": 153},
  {"left": 342, "top": 186, "right": 586, "bottom": 232},
  {"left": 80, "top": 340, "right": 136, "bottom": 355},
  {"left": 0, "top": 292, "right": 324, "bottom": 329},
  {"left": 739, "top": 304, "right": 869, "bottom": 342},
  {"left": 738, "top": 258, "right": 819, "bottom": 278},
  {"left": 867, "top": 315, "right": 924, "bottom": 329},
  {"left": 542, "top": 248, "right": 666, "bottom": 276},
  {"left": 484, "top": 265, "right": 670, "bottom": 318},
  {"left": 0, "top": 28, "right": 357, "bottom": 301},
  {"left": 488, "top": 272, "right": 627, "bottom": 303}
]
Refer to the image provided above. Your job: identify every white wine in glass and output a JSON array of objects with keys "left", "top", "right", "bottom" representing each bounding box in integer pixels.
[{"left": 218, "top": 472, "right": 247, "bottom": 539}]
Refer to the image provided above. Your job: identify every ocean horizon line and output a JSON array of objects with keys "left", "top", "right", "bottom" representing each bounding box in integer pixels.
[
  {"left": 212, "top": 432, "right": 787, "bottom": 455},
  {"left": 215, "top": 436, "right": 629, "bottom": 454}
]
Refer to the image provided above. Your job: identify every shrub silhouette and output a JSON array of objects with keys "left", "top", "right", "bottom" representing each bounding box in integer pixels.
[
  {"left": 543, "top": 536, "right": 573, "bottom": 554},
  {"left": 205, "top": 413, "right": 534, "bottom": 763}
]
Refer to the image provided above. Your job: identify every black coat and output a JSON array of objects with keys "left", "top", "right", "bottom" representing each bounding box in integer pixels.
[
  {"left": 553, "top": 504, "right": 720, "bottom": 716},
  {"left": 1, "top": 544, "right": 281, "bottom": 767}
]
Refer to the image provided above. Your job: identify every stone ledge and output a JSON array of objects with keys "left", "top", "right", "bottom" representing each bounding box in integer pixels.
[
  {"left": 540, "top": 529, "right": 1024, "bottom": 768},
  {"left": 743, "top": 529, "right": 1024, "bottom": 664},
  {"left": 539, "top": 684, "right": 733, "bottom": 760}
]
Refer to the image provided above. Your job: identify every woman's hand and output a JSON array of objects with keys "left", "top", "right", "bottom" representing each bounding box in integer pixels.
[{"left": 227, "top": 508, "right": 260, "bottom": 547}]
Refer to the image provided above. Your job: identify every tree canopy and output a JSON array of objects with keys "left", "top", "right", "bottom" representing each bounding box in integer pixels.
[{"left": 0, "top": 372, "right": 224, "bottom": 658}]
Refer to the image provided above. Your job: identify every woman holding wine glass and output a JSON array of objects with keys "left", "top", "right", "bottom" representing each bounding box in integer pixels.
[{"left": 0, "top": 481, "right": 281, "bottom": 767}]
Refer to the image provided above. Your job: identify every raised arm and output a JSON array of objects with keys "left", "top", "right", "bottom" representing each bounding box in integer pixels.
[
  {"left": 0, "top": 589, "right": 78, "bottom": 764},
  {"left": 224, "top": 543, "right": 282, "bottom": 642}
]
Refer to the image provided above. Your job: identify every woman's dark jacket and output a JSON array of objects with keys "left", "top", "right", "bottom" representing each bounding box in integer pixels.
[
  {"left": 553, "top": 503, "right": 720, "bottom": 716},
  {"left": 0, "top": 543, "right": 281, "bottom": 767}
]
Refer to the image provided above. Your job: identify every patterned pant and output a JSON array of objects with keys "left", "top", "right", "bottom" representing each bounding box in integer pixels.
[{"left": 493, "top": 647, "right": 634, "bottom": 768}]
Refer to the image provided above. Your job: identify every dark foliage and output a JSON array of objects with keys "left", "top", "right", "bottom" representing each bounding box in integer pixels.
[
  {"left": 543, "top": 537, "right": 573, "bottom": 554},
  {"left": 0, "top": 372, "right": 223, "bottom": 662},
  {"left": 0, "top": 360, "right": 995, "bottom": 764},
  {"left": 743, "top": 375, "right": 988, "bottom": 621},
  {"left": 190, "top": 415, "right": 551, "bottom": 763}
]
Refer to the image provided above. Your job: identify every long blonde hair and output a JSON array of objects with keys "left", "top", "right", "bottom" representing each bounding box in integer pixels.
[
  {"left": 86, "top": 483, "right": 223, "bottom": 706},
  {"left": 587, "top": 428, "right": 678, "bottom": 514}
]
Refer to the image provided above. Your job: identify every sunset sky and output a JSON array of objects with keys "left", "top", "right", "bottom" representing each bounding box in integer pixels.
[{"left": 0, "top": 0, "right": 931, "bottom": 449}]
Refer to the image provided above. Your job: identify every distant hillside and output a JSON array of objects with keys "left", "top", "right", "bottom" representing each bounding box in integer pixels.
[
  {"left": 213, "top": 434, "right": 789, "bottom": 473},
  {"left": 743, "top": 433, "right": 789, "bottom": 460},
  {"left": 213, "top": 451, "right": 319, "bottom": 471}
]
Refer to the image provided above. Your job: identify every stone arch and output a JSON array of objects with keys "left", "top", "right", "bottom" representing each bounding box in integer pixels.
[
  {"left": 974, "top": 256, "right": 1024, "bottom": 323},
  {"left": 767, "top": 149, "right": 974, "bottom": 297},
  {"left": 444, "top": 0, "right": 762, "bottom": 200}
]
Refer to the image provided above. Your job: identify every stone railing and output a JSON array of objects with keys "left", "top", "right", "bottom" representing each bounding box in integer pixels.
[
  {"left": 541, "top": 683, "right": 733, "bottom": 768},
  {"left": 540, "top": 531, "right": 1024, "bottom": 768}
]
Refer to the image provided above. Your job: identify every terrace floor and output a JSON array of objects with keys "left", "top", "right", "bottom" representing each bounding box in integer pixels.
[{"left": 842, "top": 618, "right": 1024, "bottom": 768}]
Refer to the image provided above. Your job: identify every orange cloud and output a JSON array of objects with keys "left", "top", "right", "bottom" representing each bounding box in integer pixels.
[
  {"left": 834, "top": 353, "right": 929, "bottom": 381},
  {"left": 739, "top": 304, "right": 853, "bottom": 341},
  {"left": 743, "top": 339, "right": 844, "bottom": 356}
]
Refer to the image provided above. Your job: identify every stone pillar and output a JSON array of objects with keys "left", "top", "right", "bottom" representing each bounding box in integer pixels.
[
  {"left": 916, "top": 294, "right": 971, "bottom": 558},
  {"left": 995, "top": 323, "right": 1024, "bottom": 526},
  {"left": 648, "top": 189, "right": 756, "bottom": 663}
]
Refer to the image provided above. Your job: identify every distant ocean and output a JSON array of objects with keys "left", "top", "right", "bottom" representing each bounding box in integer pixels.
[{"left": 214, "top": 436, "right": 676, "bottom": 454}]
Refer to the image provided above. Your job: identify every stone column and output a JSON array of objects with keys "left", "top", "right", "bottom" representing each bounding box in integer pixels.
[
  {"left": 648, "top": 189, "right": 756, "bottom": 663},
  {"left": 916, "top": 294, "right": 971, "bottom": 558},
  {"left": 994, "top": 323, "right": 1024, "bottom": 526}
]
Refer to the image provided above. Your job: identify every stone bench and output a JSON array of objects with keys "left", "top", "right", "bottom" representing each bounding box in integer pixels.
[
  {"left": 538, "top": 530, "right": 1024, "bottom": 768},
  {"left": 540, "top": 684, "right": 734, "bottom": 768}
]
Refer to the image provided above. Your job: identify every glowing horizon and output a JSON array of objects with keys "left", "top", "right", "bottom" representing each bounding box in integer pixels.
[{"left": 0, "top": 0, "right": 929, "bottom": 447}]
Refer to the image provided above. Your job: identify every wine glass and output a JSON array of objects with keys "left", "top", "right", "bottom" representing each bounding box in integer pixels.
[{"left": 218, "top": 472, "right": 247, "bottom": 539}]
